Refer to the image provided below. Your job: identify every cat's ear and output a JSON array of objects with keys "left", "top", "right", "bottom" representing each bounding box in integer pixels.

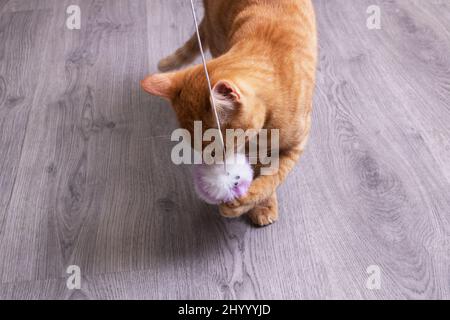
[
  {"left": 212, "top": 80, "right": 242, "bottom": 108},
  {"left": 141, "top": 72, "right": 179, "bottom": 100}
]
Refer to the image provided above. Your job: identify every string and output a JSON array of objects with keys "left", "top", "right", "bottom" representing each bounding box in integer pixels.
[{"left": 189, "top": 0, "right": 227, "bottom": 172}]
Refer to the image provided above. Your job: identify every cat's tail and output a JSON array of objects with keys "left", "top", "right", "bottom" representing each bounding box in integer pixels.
[{"left": 158, "top": 19, "right": 208, "bottom": 72}]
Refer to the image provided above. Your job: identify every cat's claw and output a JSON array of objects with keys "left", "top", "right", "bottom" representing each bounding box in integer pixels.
[{"left": 247, "top": 205, "right": 278, "bottom": 227}]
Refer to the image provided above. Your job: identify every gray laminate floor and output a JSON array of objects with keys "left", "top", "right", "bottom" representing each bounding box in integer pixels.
[{"left": 0, "top": 0, "right": 449, "bottom": 300}]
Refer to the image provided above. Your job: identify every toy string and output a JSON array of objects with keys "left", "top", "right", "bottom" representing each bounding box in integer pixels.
[{"left": 189, "top": 0, "right": 227, "bottom": 172}]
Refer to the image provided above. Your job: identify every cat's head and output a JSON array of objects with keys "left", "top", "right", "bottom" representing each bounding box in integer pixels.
[{"left": 141, "top": 63, "right": 266, "bottom": 144}]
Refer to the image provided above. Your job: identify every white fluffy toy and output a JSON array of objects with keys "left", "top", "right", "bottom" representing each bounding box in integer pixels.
[{"left": 193, "top": 153, "right": 253, "bottom": 205}]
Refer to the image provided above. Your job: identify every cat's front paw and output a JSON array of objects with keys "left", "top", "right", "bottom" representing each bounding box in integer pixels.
[
  {"left": 227, "top": 169, "right": 276, "bottom": 209},
  {"left": 247, "top": 194, "right": 279, "bottom": 227},
  {"left": 247, "top": 206, "right": 278, "bottom": 227},
  {"left": 226, "top": 183, "right": 261, "bottom": 208}
]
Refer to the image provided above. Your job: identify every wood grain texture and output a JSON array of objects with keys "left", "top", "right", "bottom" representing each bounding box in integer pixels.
[{"left": 0, "top": 0, "right": 449, "bottom": 299}]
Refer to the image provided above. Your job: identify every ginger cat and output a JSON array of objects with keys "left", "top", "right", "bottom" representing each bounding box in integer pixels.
[{"left": 142, "top": 0, "right": 317, "bottom": 226}]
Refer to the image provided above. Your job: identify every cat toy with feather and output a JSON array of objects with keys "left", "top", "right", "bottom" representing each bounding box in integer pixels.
[{"left": 189, "top": 0, "right": 253, "bottom": 205}]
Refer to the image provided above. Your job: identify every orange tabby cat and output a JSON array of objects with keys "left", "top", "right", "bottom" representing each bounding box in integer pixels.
[{"left": 142, "top": 0, "right": 317, "bottom": 226}]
